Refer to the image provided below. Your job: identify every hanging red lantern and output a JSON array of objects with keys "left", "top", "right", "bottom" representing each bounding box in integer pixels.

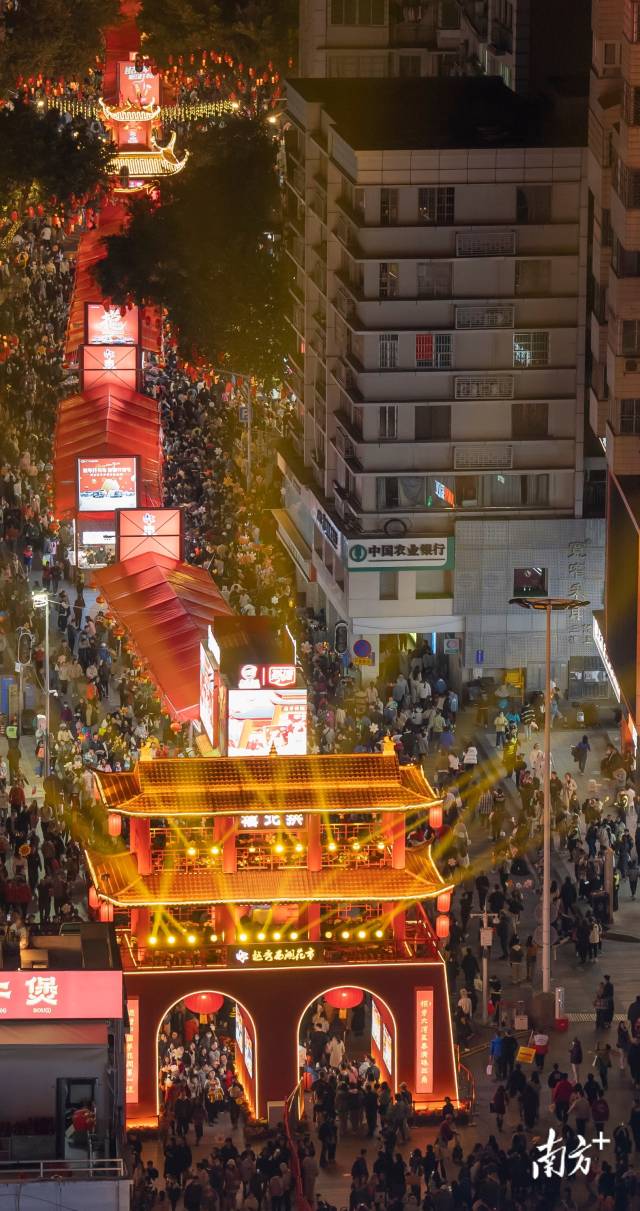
[
  {"left": 99, "top": 902, "right": 114, "bottom": 923},
  {"left": 437, "top": 891, "right": 451, "bottom": 914},
  {"left": 107, "top": 812, "right": 122, "bottom": 837},
  {"left": 184, "top": 992, "right": 224, "bottom": 1015},
  {"left": 429, "top": 805, "right": 443, "bottom": 831},
  {"left": 435, "top": 914, "right": 450, "bottom": 940},
  {"left": 324, "top": 987, "right": 364, "bottom": 1009},
  {"left": 88, "top": 885, "right": 100, "bottom": 910}
]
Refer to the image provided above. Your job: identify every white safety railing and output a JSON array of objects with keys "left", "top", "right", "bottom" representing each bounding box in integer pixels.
[{"left": 0, "top": 1158, "right": 125, "bottom": 1180}]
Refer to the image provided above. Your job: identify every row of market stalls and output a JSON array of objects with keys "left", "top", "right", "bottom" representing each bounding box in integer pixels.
[{"left": 51, "top": 38, "right": 232, "bottom": 730}]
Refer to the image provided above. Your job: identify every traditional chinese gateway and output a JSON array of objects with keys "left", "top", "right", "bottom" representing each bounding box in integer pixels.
[{"left": 85, "top": 746, "right": 460, "bottom": 1124}]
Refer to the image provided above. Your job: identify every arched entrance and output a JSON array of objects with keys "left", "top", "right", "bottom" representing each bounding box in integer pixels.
[
  {"left": 297, "top": 985, "right": 398, "bottom": 1090},
  {"left": 156, "top": 991, "right": 258, "bottom": 1121}
]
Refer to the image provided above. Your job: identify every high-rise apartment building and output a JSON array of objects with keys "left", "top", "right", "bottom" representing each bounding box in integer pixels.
[
  {"left": 298, "top": 0, "right": 591, "bottom": 94},
  {"left": 587, "top": 0, "right": 640, "bottom": 748},
  {"left": 276, "top": 76, "right": 606, "bottom": 693}
]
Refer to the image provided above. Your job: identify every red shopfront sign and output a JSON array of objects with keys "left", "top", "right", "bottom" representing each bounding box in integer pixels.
[
  {"left": 0, "top": 971, "right": 123, "bottom": 1020},
  {"left": 125, "top": 996, "right": 139, "bottom": 1103},
  {"left": 415, "top": 988, "right": 434, "bottom": 1095}
]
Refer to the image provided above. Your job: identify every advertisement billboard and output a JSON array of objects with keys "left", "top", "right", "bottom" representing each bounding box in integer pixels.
[
  {"left": 382, "top": 1024, "right": 393, "bottom": 1078},
  {"left": 117, "top": 508, "right": 183, "bottom": 562},
  {"left": 371, "top": 999, "right": 381, "bottom": 1050},
  {"left": 200, "top": 644, "right": 216, "bottom": 747},
  {"left": 227, "top": 688, "right": 307, "bottom": 757},
  {"left": 77, "top": 457, "right": 138, "bottom": 513},
  {"left": 415, "top": 988, "right": 434, "bottom": 1095},
  {"left": 125, "top": 996, "right": 139, "bottom": 1103},
  {"left": 117, "top": 60, "right": 160, "bottom": 108},
  {"left": 0, "top": 971, "right": 123, "bottom": 1019},
  {"left": 86, "top": 303, "right": 139, "bottom": 346},
  {"left": 81, "top": 344, "right": 138, "bottom": 392}
]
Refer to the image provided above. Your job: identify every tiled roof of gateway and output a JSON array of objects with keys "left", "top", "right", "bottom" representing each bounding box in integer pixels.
[
  {"left": 86, "top": 843, "right": 449, "bottom": 906},
  {"left": 93, "top": 753, "right": 439, "bottom": 817}
]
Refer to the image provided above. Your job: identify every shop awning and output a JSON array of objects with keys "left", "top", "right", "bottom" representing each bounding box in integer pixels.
[
  {"left": 53, "top": 383, "right": 163, "bottom": 517},
  {"left": 65, "top": 204, "right": 128, "bottom": 358},
  {"left": 92, "top": 552, "right": 233, "bottom": 721}
]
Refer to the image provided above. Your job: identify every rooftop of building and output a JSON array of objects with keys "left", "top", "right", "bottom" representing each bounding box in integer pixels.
[
  {"left": 287, "top": 75, "right": 587, "bottom": 150},
  {"left": 93, "top": 752, "right": 439, "bottom": 816},
  {"left": 86, "top": 841, "right": 450, "bottom": 907}
]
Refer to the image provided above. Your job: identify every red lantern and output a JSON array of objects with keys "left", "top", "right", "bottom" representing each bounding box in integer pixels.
[
  {"left": 429, "top": 805, "right": 443, "bottom": 831},
  {"left": 183, "top": 992, "right": 224, "bottom": 1015},
  {"left": 88, "top": 885, "right": 100, "bottom": 910},
  {"left": 324, "top": 987, "right": 364, "bottom": 1009},
  {"left": 435, "top": 914, "right": 450, "bottom": 940},
  {"left": 437, "top": 891, "right": 451, "bottom": 914},
  {"left": 99, "top": 902, "right": 114, "bottom": 923},
  {"left": 107, "top": 812, "right": 122, "bottom": 837}
]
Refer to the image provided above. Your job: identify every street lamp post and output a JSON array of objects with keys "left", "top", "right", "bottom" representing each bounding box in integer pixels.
[
  {"left": 508, "top": 594, "right": 589, "bottom": 994},
  {"left": 32, "top": 589, "right": 51, "bottom": 777}
]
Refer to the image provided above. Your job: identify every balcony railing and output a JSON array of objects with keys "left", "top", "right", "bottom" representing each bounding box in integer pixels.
[{"left": 0, "top": 1158, "right": 126, "bottom": 1181}]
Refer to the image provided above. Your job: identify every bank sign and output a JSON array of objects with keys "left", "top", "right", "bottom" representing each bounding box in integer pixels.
[{"left": 347, "top": 537, "right": 454, "bottom": 571}]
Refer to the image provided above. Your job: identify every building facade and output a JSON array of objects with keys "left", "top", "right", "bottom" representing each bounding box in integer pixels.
[
  {"left": 278, "top": 76, "right": 605, "bottom": 689},
  {"left": 587, "top": 0, "right": 640, "bottom": 745}
]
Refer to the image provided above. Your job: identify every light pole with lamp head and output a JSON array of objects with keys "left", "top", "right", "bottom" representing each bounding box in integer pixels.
[
  {"left": 32, "top": 589, "right": 51, "bottom": 777},
  {"left": 508, "top": 594, "right": 589, "bottom": 994}
]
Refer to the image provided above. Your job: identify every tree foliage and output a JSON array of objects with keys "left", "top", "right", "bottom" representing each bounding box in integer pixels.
[
  {"left": 139, "top": 0, "right": 297, "bottom": 70},
  {"left": 0, "top": 0, "right": 121, "bottom": 96},
  {"left": 0, "top": 103, "right": 114, "bottom": 214},
  {"left": 94, "top": 116, "right": 287, "bottom": 379}
]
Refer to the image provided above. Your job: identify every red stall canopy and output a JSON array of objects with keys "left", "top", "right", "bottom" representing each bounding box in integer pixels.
[
  {"left": 93, "top": 553, "right": 233, "bottom": 721},
  {"left": 53, "top": 384, "right": 162, "bottom": 518}
]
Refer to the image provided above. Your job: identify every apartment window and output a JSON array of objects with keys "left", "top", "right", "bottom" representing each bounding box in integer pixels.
[
  {"left": 623, "top": 320, "right": 640, "bottom": 356},
  {"left": 330, "top": 0, "right": 385, "bottom": 22},
  {"left": 354, "top": 188, "right": 365, "bottom": 219},
  {"left": 620, "top": 399, "right": 640, "bottom": 433},
  {"left": 601, "top": 208, "right": 612, "bottom": 248},
  {"left": 399, "top": 55, "right": 421, "bottom": 75},
  {"left": 456, "top": 304, "right": 514, "bottom": 329},
  {"left": 603, "top": 41, "right": 620, "bottom": 65},
  {"left": 516, "top": 186, "right": 551, "bottom": 224},
  {"left": 380, "top": 188, "right": 398, "bottom": 226},
  {"left": 626, "top": 1, "right": 640, "bottom": 43},
  {"left": 488, "top": 473, "right": 549, "bottom": 506},
  {"left": 379, "top": 332, "right": 399, "bottom": 368},
  {"left": 416, "top": 333, "right": 452, "bottom": 368},
  {"left": 438, "top": 0, "right": 460, "bottom": 26},
  {"left": 378, "top": 405, "right": 398, "bottom": 439},
  {"left": 376, "top": 476, "right": 426, "bottom": 509},
  {"left": 624, "top": 83, "right": 640, "bottom": 126},
  {"left": 512, "top": 401, "right": 549, "bottom": 439},
  {"left": 612, "top": 236, "right": 640, "bottom": 277},
  {"left": 417, "top": 261, "right": 452, "bottom": 298},
  {"left": 379, "top": 262, "right": 399, "bottom": 298},
  {"left": 613, "top": 152, "right": 640, "bottom": 208},
  {"left": 515, "top": 259, "right": 551, "bottom": 296},
  {"left": 418, "top": 187, "right": 455, "bottom": 224},
  {"left": 379, "top": 570, "right": 399, "bottom": 600},
  {"left": 513, "top": 331, "right": 549, "bottom": 367},
  {"left": 513, "top": 567, "right": 548, "bottom": 597},
  {"left": 415, "top": 405, "right": 451, "bottom": 440}
]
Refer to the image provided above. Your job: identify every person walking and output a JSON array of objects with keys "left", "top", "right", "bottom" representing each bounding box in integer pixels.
[
  {"left": 573, "top": 734, "right": 591, "bottom": 774},
  {"left": 569, "top": 1037, "right": 583, "bottom": 1084},
  {"left": 490, "top": 1084, "right": 507, "bottom": 1132}
]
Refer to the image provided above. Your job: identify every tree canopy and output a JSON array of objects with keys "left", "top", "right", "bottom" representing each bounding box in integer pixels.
[
  {"left": 139, "top": 0, "right": 296, "bottom": 70},
  {"left": 0, "top": 0, "right": 120, "bottom": 96},
  {"left": 0, "top": 104, "right": 114, "bottom": 216},
  {"left": 94, "top": 116, "right": 287, "bottom": 379}
]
